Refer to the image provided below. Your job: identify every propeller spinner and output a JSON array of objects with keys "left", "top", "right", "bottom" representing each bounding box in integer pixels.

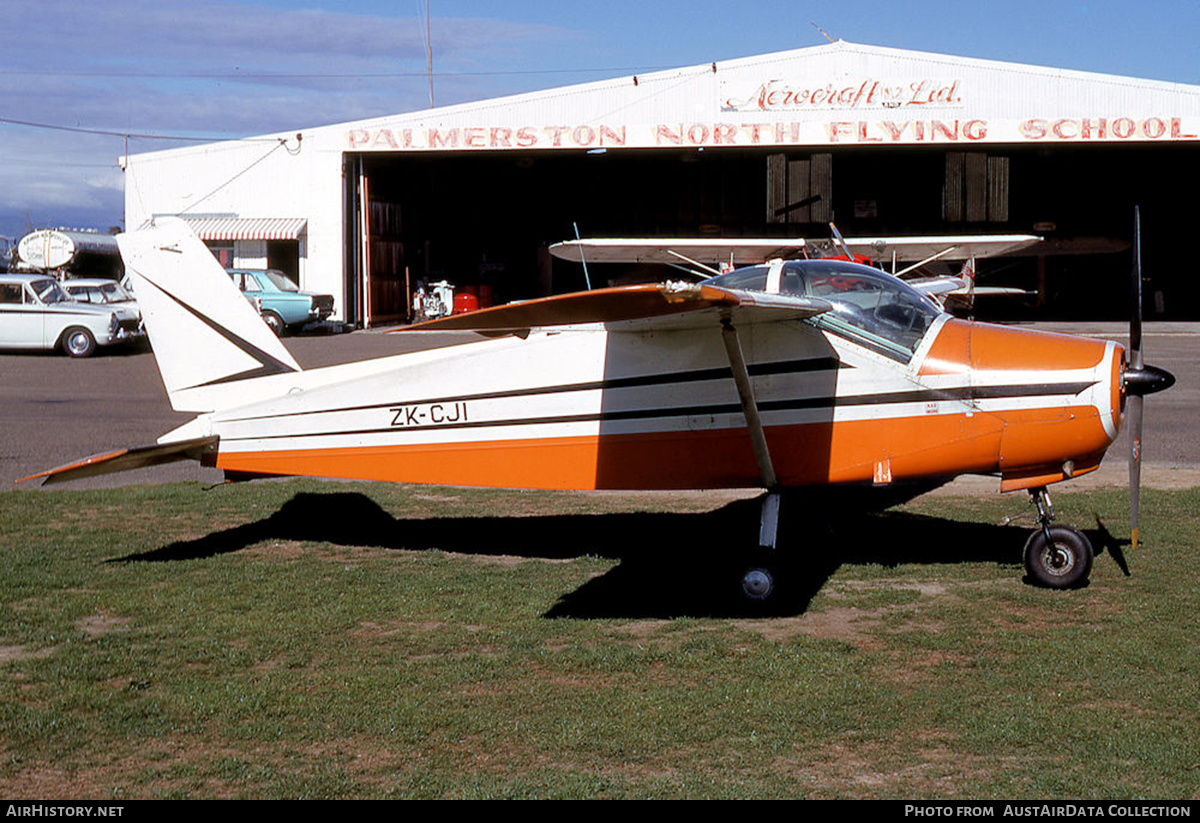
[{"left": 1124, "top": 207, "right": 1176, "bottom": 550}]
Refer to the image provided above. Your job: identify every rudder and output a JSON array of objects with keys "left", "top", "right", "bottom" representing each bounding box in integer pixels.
[{"left": 118, "top": 217, "right": 302, "bottom": 412}]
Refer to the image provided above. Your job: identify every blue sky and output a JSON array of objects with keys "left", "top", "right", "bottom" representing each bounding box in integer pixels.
[{"left": 1, "top": 0, "right": 1198, "bottom": 238}]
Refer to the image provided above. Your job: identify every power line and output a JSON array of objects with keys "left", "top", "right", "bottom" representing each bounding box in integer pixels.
[
  {"left": 0, "top": 65, "right": 677, "bottom": 80},
  {"left": 0, "top": 116, "right": 281, "bottom": 143},
  {"left": 178, "top": 139, "right": 289, "bottom": 215}
]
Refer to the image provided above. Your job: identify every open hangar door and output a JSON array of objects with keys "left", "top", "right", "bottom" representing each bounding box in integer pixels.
[
  {"left": 344, "top": 147, "right": 828, "bottom": 326},
  {"left": 343, "top": 143, "right": 1200, "bottom": 327}
]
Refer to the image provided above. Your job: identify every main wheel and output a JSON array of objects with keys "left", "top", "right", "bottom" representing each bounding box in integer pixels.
[
  {"left": 741, "top": 566, "right": 776, "bottom": 602},
  {"left": 61, "top": 327, "right": 96, "bottom": 358},
  {"left": 261, "top": 310, "right": 285, "bottom": 336},
  {"left": 1024, "top": 526, "right": 1093, "bottom": 589}
]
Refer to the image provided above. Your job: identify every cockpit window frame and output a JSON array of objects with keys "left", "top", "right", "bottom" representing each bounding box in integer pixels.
[{"left": 708, "top": 259, "right": 944, "bottom": 364}]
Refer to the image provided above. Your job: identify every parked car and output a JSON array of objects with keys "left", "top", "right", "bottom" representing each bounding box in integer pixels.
[
  {"left": 61, "top": 277, "right": 136, "bottom": 306},
  {"left": 0, "top": 273, "right": 143, "bottom": 357},
  {"left": 226, "top": 268, "right": 334, "bottom": 335},
  {"left": 62, "top": 277, "right": 143, "bottom": 334}
]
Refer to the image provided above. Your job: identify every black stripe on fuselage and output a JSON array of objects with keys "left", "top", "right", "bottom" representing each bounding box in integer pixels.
[
  {"left": 219, "top": 380, "right": 1097, "bottom": 443},
  {"left": 219, "top": 356, "right": 848, "bottom": 423}
]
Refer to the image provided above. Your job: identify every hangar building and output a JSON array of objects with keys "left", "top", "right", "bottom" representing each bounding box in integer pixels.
[{"left": 122, "top": 41, "right": 1200, "bottom": 325}]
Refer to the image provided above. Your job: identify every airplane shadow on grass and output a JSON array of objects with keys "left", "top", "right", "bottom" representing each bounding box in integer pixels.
[{"left": 113, "top": 488, "right": 1121, "bottom": 619}]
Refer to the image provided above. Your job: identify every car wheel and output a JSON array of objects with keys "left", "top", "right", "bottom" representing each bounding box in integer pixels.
[
  {"left": 61, "top": 327, "right": 96, "bottom": 358},
  {"left": 262, "top": 310, "right": 285, "bottom": 336}
]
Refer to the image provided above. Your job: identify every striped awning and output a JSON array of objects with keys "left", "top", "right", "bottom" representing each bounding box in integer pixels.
[{"left": 180, "top": 217, "right": 307, "bottom": 242}]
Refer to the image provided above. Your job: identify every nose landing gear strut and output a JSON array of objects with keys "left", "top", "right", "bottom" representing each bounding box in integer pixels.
[{"left": 1023, "top": 486, "right": 1094, "bottom": 589}]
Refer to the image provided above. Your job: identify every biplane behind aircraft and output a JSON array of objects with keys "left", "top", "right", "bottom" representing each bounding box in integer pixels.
[
  {"left": 22, "top": 217, "right": 1174, "bottom": 601},
  {"left": 547, "top": 227, "right": 1040, "bottom": 309}
]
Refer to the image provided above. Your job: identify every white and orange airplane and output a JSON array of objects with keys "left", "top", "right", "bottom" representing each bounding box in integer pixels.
[{"left": 22, "top": 216, "right": 1174, "bottom": 599}]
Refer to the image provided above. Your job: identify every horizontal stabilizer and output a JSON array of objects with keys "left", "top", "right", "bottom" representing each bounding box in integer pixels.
[
  {"left": 908, "top": 276, "right": 969, "bottom": 297},
  {"left": 394, "top": 282, "right": 830, "bottom": 334},
  {"left": 17, "top": 436, "right": 218, "bottom": 486}
]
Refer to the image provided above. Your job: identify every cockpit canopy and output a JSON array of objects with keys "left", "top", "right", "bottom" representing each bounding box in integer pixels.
[{"left": 709, "top": 259, "right": 943, "bottom": 361}]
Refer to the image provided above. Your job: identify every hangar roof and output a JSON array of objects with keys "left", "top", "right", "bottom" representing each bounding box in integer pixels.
[
  {"left": 327, "top": 40, "right": 1200, "bottom": 153},
  {"left": 125, "top": 40, "right": 1200, "bottom": 170}
]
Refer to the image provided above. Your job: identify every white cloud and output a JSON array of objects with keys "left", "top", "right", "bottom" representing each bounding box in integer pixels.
[{"left": 0, "top": 0, "right": 578, "bottom": 233}]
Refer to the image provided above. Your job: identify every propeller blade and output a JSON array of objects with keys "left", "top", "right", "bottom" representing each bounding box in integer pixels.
[
  {"left": 1129, "top": 206, "right": 1143, "bottom": 368},
  {"left": 1120, "top": 207, "right": 1176, "bottom": 553},
  {"left": 1128, "top": 206, "right": 1144, "bottom": 552},
  {"left": 1127, "top": 392, "right": 1143, "bottom": 551}
]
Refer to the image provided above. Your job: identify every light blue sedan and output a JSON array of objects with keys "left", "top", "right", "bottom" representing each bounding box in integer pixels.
[{"left": 227, "top": 268, "right": 335, "bottom": 335}]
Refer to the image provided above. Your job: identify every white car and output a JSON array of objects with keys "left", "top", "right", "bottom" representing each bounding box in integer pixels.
[
  {"left": 61, "top": 277, "right": 138, "bottom": 308},
  {"left": 0, "top": 273, "right": 143, "bottom": 357}
]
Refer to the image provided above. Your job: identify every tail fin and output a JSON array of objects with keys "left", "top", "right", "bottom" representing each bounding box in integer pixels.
[{"left": 118, "top": 217, "right": 301, "bottom": 412}]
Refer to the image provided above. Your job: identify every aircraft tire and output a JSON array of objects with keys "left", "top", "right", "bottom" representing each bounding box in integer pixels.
[
  {"left": 1023, "top": 526, "right": 1093, "bottom": 589},
  {"left": 740, "top": 566, "right": 776, "bottom": 602}
]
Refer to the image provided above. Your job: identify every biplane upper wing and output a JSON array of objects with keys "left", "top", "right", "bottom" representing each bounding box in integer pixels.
[
  {"left": 839, "top": 233, "right": 1041, "bottom": 262},
  {"left": 549, "top": 238, "right": 808, "bottom": 267},
  {"left": 393, "top": 281, "right": 832, "bottom": 335},
  {"left": 549, "top": 234, "right": 1041, "bottom": 267},
  {"left": 840, "top": 232, "right": 1046, "bottom": 261}
]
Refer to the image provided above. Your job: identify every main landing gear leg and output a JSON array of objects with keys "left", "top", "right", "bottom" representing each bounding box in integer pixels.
[
  {"left": 741, "top": 490, "right": 782, "bottom": 602},
  {"left": 1023, "top": 486, "right": 1094, "bottom": 589},
  {"left": 719, "top": 308, "right": 789, "bottom": 605}
]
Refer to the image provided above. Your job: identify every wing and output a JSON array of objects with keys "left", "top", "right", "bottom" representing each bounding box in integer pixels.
[
  {"left": 548, "top": 238, "right": 807, "bottom": 268},
  {"left": 391, "top": 281, "right": 831, "bottom": 335},
  {"left": 549, "top": 234, "right": 1040, "bottom": 267},
  {"left": 843, "top": 234, "right": 1042, "bottom": 263}
]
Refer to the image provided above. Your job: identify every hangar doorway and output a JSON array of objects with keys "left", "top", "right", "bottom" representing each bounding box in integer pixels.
[
  {"left": 345, "top": 148, "right": 828, "bottom": 326},
  {"left": 343, "top": 143, "right": 1200, "bottom": 327}
]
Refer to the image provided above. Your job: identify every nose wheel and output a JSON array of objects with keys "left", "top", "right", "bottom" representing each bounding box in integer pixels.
[{"left": 1024, "top": 487, "right": 1094, "bottom": 589}]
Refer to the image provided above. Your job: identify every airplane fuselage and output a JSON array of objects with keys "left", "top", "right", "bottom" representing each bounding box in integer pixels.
[{"left": 171, "top": 315, "right": 1122, "bottom": 494}]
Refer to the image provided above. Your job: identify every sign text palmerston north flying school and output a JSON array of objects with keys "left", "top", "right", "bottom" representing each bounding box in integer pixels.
[
  {"left": 346, "top": 116, "right": 1197, "bottom": 150},
  {"left": 345, "top": 73, "right": 1196, "bottom": 150}
]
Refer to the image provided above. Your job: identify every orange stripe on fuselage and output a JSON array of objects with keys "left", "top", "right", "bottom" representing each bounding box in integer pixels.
[{"left": 215, "top": 404, "right": 1113, "bottom": 491}]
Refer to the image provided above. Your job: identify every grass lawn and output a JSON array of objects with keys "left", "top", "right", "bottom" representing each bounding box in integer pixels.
[{"left": 0, "top": 479, "right": 1196, "bottom": 799}]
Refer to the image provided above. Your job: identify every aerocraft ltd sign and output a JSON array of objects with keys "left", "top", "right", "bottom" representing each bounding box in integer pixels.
[{"left": 719, "top": 77, "right": 964, "bottom": 112}]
